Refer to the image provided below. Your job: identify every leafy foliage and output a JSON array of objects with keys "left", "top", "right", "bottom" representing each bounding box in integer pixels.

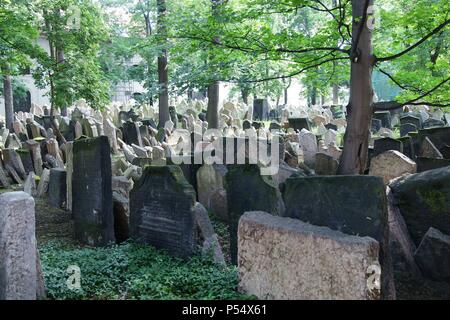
[{"left": 40, "top": 240, "right": 253, "bottom": 300}]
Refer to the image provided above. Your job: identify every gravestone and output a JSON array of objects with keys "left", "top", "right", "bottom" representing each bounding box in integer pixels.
[
  {"left": 315, "top": 153, "right": 338, "bottom": 175},
  {"left": 0, "top": 192, "right": 37, "bottom": 300},
  {"left": 369, "top": 150, "right": 417, "bottom": 184},
  {"left": 422, "top": 118, "right": 445, "bottom": 129},
  {"left": 48, "top": 168, "right": 67, "bottom": 208},
  {"left": 253, "top": 99, "right": 269, "bottom": 121},
  {"left": 299, "top": 129, "right": 317, "bottom": 168},
  {"left": 373, "top": 111, "right": 392, "bottom": 129},
  {"left": 418, "top": 127, "right": 450, "bottom": 155},
  {"left": 373, "top": 137, "right": 403, "bottom": 157},
  {"left": 419, "top": 136, "right": 443, "bottom": 159},
  {"left": 396, "top": 136, "right": 415, "bottom": 159},
  {"left": 390, "top": 167, "right": 450, "bottom": 245},
  {"left": 288, "top": 118, "right": 311, "bottom": 131},
  {"left": 325, "top": 123, "right": 338, "bottom": 131},
  {"left": 400, "top": 115, "right": 421, "bottom": 130},
  {"left": 225, "top": 164, "right": 284, "bottom": 264},
  {"left": 400, "top": 123, "right": 417, "bottom": 137},
  {"left": 72, "top": 136, "right": 115, "bottom": 246},
  {"left": 416, "top": 157, "right": 450, "bottom": 172},
  {"left": 121, "top": 121, "right": 143, "bottom": 147},
  {"left": 238, "top": 212, "right": 381, "bottom": 300},
  {"left": 129, "top": 166, "right": 197, "bottom": 258},
  {"left": 282, "top": 175, "right": 394, "bottom": 299}
]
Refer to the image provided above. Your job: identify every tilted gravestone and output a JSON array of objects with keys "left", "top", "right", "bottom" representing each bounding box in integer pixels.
[
  {"left": 72, "top": 136, "right": 115, "bottom": 246},
  {"left": 418, "top": 127, "right": 450, "bottom": 155},
  {"left": 373, "top": 111, "right": 392, "bottom": 129},
  {"left": 48, "top": 168, "right": 67, "bottom": 208},
  {"left": 396, "top": 136, "right": 415, "bottom": 159},
  {"left": 121, "top": 121, "right": 143, "bottom": 147},
  {"left": 129, "top": 165, "right": 197, "bottom": 258},
  {"left": 282, "top": 175, "right": 395, "bottom": 299},
  {"left": 373, "top": 137, "right": 403, "bottom": 157},
  {"left": 225, "top": 164, "right": 285, "bottom": 264},
  {"left": 416, "top": 157, "right": 450, "bottom": 172},
  {"left": 390, "top": 167, "right": 450, "bottom": 246},
  {"left": 422, "top": 118, "right": 445, "bottom": 129},
  {"left": 288, "top": 118, "right": 311, "bottom": 132}
]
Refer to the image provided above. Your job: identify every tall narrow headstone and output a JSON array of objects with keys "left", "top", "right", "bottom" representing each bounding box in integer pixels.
[{"left": 72, "top": 136, "right": 115, "bottom": 246}]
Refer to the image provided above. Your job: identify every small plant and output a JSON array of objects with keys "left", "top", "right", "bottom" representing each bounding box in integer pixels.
[{"left": 39, "top": 240, "right": 254, "bottom": 300}]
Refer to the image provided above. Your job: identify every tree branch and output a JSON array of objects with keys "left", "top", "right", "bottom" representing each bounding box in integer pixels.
[{"left": 375, "top": 19, "right": 450, "bottom": 62}]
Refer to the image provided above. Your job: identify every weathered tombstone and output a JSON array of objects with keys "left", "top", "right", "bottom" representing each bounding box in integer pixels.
[
  {"left": 121, "top": 121, "right": 143, "bottom": 147},
  {"left": 253, "top": 99, "right": 269, "bottom": 121},
  {"left": 414, "top": 227, "right": 450, "bottom": 281},
  {"left": 416, "top": 157, "right": 450, "bottom": 172},
  {"left": 2, "top": 148, "right": 27, "bottom": 180},
  {"left": 48, "top": 168, "right": 67, "bottom": 208},
  {"left": 282, "top": 175, "right": 395, "bottom": 299},
  {"left": 373, "top": 137, "right": 403, "bottom": 157},
  {"left": 72, "top": 136, "right": 115, "bottom": 246},
  {"left": 422, "top": 118, "right": 445, "bottom": 129},
  {"left": 373, "top": 111, "right": 392, "bottom": 129},
  {"left": 418, "top": 127, "right": 450, "bottom": 155},
  {"left": 0, "top": 192, "right": 37, "bottom": 300},
  {"left": 400, "top": 115, "right": 421, "bottom": 130},
  {"left": 325, "top": 123, "right": 338, "bottom": 131},
  {"left": 129, "top": 166, "right": 197, "bottom": 258},
  {"left": 400, "top": 123, "right": 417, "bottom": 137},
  {"left": 419, "top": 136, "right": 443, "bottom": 159},
  {"left": 288, "top": 118, "right": 311, "bottom": 131},
  {"left": 369, "top": 150, "right": 417, "bottom": 184},
  {"left": 238, "top": 212, "right": 381, "bottom": 300},
  {"left": 315, "top": 152, "right": 338, "bottom": 175},
  {"left": 390, "top": 167, "right": 450, "bottom": 245},
  {"left": 225, "top": 164, "right": 284, "bottom": 264},
  {"left": 196, "top": 164, "right": 228, "bottom": 219},
  {"left": 396, "top": 136, "right": 415, "bottom": 159},
  {"left": 299, "top": 129, "right": 317, "bottom": 168},
  {"left": 24, "top": 140, "right": 43, "bottom": 176}
]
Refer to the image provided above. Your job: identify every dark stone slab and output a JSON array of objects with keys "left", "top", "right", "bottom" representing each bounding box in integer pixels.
[
  {"left": 121, "top": 121, "right": 143, "bottom": 147},
  {"left": 390, "top": 167, "right": 450, "bottom": 245},
  {"left": 418, "top": 127, "right": 450, "bottom": 155},
  {"left": 400, "top": 123, "right": 417, "bottom": 137},
  {"left": 374, "top": 111, "right": 392, "bottom": 129},
  {"left": 416, "top": 157, "right": 450, "bottom": 172},
  {"left": 422, "top": 119, "right": 445, "bottom": 129},
  {"left": 48, "top": 168, "right": 66, "bottom": 208},
  {"left": 253, "top": 99, "right": 269, "bottom": 121},
  {"left": 16, "top": 149, "right": 34, "bottom": 175},
  {"left": 396, "top": 136, "right": 415, "bottom": 160},
  {"left": 282, "top": 175, "right": 394, "bottom": 299},
  {"left": 325, "top": 123, "right": 338, "bottom": 131},
  {"left": 374, "top": 137, "right": 403, "bottom": 157},
  {"left": 400, "top": 115, "right": 421, "bottom": 130},
  {"left": 414, "top": 227, "right": 450, "bottom": 281},
  {"left": 225, "top": 164, "right": 284, "bottom": 265},
  {"left": 441, "top": 145, "right": 450, "bottom": 159},
  {"left": 72, "top": 136, "right": 115, "bottom": 246},
  {"left": 288, "top": 118, "right": 311, "bottom": 132},
  {"left": 243, "top": 120, "right": 251, "bottom": 130},
  {"left": 129, "top": 165, "right": 197, "bottom": 258}
]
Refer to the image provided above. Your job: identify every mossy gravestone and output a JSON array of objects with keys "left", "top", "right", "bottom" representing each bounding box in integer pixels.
[
  {"left": 390, "top": 167, "right": 450, "bottom": 245},
  {"left": 282, "top": 175, "right": 394, "bottom": 300},
  {"left": 225, "top": 164, "right": 285, "bottom": 265},
  {"left": 72, "top": 136, "right": 115, "bottom": 246},
  {"left": 129, "top": 165, "right": 197, "bottom": 258}
]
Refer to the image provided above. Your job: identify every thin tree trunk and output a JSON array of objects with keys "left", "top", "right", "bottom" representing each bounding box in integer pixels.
[
  {"left": 338, "top": 0, "right": 374, "bottom": 175},
  {"left": 332, "top": 83, "right": 339, "bottom": 105},
  {"left": 157, "top": 0, "right": 170, "bottom": 128},
  {"left": 241, "top": 88, "right": 249, "bottom": 105},
  {"left": 206, "top": 81, "right": 220, "bottom": 128},
  {"left": 57, "top": 47, "right": 68, "bottom": 116},
  {"left": 2, "top": 64, "right": 14, "bottom": 130}
]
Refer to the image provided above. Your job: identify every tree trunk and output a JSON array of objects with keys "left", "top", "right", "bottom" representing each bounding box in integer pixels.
[
  {"left": 2, "top": 65, "right": 14, "bottom": 130},
  {"left": 157, "top": 0, "right": 170, "bottom": 128},
  {"left": 241, "top": 88, "right": 249, "bottom": 105},
  {"left": 338, "top": 0, "right": 374, "bottom": 175},
  {"left": 57, "top": 48, "right": 68, "bottom": 116},
  {"left": 206, "top": 81, "right": 220, "bottom": 128},
  {"left": 310, "top": 86, "right": 317, "bottom": 106}
]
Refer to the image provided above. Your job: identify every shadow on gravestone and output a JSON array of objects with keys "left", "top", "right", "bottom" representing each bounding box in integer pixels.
[
  {"left": 129, "top": 165, "right": 197, "bottom": 259},
  {"left": 72, "top": 136, "right": 115, "bottom": 246},
  {"left": 225, "top": 164, "right": 285, "bottom": 265},
  {"left": 281, "top": 175, "right": 395, "bottom": 300}
]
